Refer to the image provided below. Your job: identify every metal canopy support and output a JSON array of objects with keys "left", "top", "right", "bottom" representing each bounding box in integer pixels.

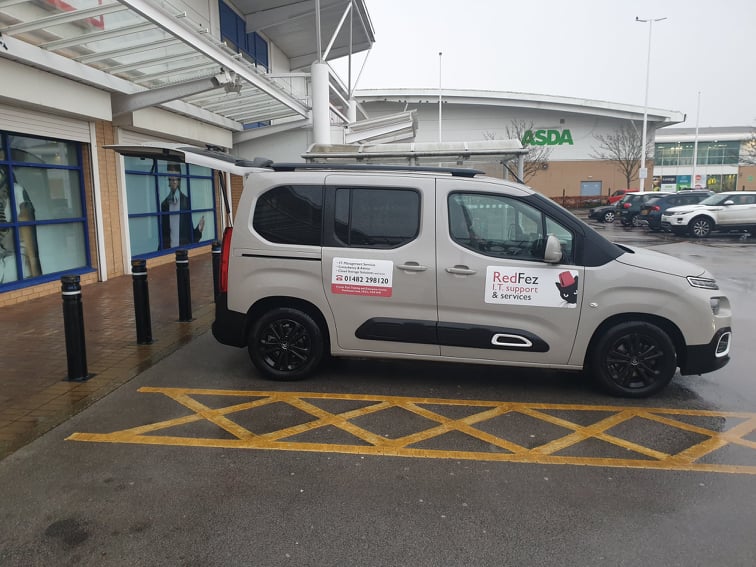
[
  {"left": 117, "top": 0, "right": 309, "bottom": 116},
  {"left": 1, "top": 3, "right": 128, "bottom": 35},
  {"left": 0, "top": 0, "right": 375, "bottom": 132},
  {"left": 322, "top": 2, "right": 352, "bottom": 60},
  {"left": 39, "top": 22, "right": 155, "bottom": 51},
  {"left": 75, "top": 37, "right": 181, "bottom": 64},
  {"left": 112, "top": 72, "right": 242, "bottom": 116}
]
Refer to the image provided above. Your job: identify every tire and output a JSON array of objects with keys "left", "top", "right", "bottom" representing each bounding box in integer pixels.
[
  {"left": 688, "top": 216, "right": 713, "bottom": 238},
  {"left": 601, "top": 210, "right": 616, "bottom": 223},
  {"left": 248, "top": 307, "right": 324, "bottom": 381},
  {"left": 590, "top": 322, "right": 677, "bottom": 398},
  {"left": 631, "top": 215, "right": 643, "bottom": 228}
]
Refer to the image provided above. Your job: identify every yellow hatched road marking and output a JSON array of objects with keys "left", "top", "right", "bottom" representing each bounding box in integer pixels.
[{"left": 67, "top": 387, "right": 756, "bottom": 475}]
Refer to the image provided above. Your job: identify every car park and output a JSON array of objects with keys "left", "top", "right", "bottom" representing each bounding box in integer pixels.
[
  {"left": 588, "top": 203, "right": 619, "bottom": 223},
  {"left": 639, "top": 190, "right": 714, "bottom": 231},
  {"left": 661, "top": 191, "right": 756, "bottom": 237},
  {"left": 106, "top": 143, "right": 733, "bottom": 398},
  {"left": 618, "top": 191, "right": 673, "bottom": 227}
]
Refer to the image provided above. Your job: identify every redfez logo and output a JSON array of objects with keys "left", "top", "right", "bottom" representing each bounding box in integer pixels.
[{"left": 485, "top": 267, "right": 579, "bottom": 308}]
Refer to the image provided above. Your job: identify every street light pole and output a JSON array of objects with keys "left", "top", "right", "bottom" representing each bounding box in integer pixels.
[
  {"left": 438, "top": 51, "right": 443, "bottom": 143},
  {"left": 636, "top": 16, "right": 667, "bottom": 192}
]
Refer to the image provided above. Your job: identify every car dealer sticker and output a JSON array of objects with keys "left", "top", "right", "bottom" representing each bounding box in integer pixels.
[
  {"left": 332, "top": 258, "right": 393, "bottom": 297},
  {"left": 485, "top": 266, "right": 579, "bottom": 308}
]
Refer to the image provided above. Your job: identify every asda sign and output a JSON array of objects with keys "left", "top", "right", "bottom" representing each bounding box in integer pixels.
[{"left": 521, "top": 129, "right": 574, "bottom": 146}]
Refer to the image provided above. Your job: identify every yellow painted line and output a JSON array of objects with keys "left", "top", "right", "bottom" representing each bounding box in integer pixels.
[{"left": 67, "top": 387, "right": 756, "bottom": 475}]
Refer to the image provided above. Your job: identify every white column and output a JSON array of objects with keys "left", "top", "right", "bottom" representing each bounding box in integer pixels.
[
  {"left": 88, "top": 122, "right": 108, "bottom": 281},
  {"left": 347, "top": 99, "right": 357, "bottom": 123},
  {"left": 312, "top": 61, "right": 331, "bottom": 145}
]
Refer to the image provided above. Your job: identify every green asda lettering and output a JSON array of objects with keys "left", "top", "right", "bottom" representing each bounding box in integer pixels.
[{"left": 521, "top": 129, "right": 574, "bottom": 146}]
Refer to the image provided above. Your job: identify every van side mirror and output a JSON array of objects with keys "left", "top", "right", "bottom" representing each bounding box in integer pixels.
[{"left": 544, "top": 234, "right": 563, "bottom": 264}]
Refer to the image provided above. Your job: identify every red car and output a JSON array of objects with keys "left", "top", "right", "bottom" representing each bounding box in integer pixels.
[{"left": 608, "top": 189, "right": 639, "bottom": 204}]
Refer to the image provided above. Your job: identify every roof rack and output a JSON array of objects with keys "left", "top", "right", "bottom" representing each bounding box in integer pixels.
[{"left": 269, "top": 163, "right": 484, "bottom": 178}]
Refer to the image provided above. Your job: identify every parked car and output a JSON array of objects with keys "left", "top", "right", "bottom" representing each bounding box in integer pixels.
[
  {"left": 639, "top": 190, "right": 714, "bottom": 231},
  {"left": 588, "top": 203, "right": 619, "bottom": 223},
  {"left": 608, "top": 189, "right": 639, "bottom": 204},
  {"left": 105, "top": 143, "right": 733, "bottom": 398},
  {"left": 618, "top": 192, "right": 673, "bottom": 227},
  {"left": 661, "top": 191, "right": 756, "bottom": 237}
]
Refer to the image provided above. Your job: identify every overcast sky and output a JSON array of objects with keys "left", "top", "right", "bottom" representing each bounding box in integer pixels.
[{"left": 333, "top": 0, "right": 755, "bottom": 128}]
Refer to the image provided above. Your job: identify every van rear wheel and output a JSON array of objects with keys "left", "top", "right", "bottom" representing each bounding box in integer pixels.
[
  {"left": 248, "top": 307, "right": 323, "bottom": 380},
  {"left": 591, "top": 322, "right": 677, "bottom": 398}
]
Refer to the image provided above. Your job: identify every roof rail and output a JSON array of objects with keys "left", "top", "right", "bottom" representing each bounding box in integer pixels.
[{"left": 269, "top": 162, "right": 484, "bottom": 178}]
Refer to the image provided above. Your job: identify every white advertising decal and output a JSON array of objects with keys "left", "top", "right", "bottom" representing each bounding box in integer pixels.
[
  {"left": 332, "top": 258, "right": 394, "bottom": 297},
  {"left": 485, "top": 266, "right": 579, "bottom": 308}
]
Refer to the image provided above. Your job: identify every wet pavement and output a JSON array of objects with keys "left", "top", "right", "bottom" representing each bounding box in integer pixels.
[
  {"left": 0, "top": 216, "right": 755, "bottom": 566},
  {"left": 1, "top": 214, "right": 755, "bottom": 462},
  {"left": 0, "top": 253, "right": 215, "bottom": 461}
]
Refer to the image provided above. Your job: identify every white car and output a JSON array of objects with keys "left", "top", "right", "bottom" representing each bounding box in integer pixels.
[
  {"left": 107, "top": 143, "right": 733, "bottom": 398},
  {"left": 661, "top": 191, "right": 756, "bottom": 237}
]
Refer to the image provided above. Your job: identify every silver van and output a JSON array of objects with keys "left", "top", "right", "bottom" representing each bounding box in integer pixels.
[{"left": 109, "top": 144, "right": 732, "bottom": 398}]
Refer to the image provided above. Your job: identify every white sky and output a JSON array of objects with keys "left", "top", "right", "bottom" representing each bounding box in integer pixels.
[{"left": 333, "top": 0, "right": 755, "bottom": 128}]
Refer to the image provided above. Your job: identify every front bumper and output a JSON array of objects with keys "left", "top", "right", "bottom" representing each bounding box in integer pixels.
[{"left": 680, "top": 327, "right": 732, "bottom": 375}]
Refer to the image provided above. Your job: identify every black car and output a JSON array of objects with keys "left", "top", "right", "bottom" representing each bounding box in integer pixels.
[
  {"left": 618, "top": 192, "right": 674, "bottom": 227},
  {"left": 588, "top": 203, "right": 619, "bottom": 223},
  {"left": 639, "top": 190, "right": 714, "bottom": 231}
]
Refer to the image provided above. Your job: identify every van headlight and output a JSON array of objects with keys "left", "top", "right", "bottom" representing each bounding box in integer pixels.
[{"left": 687, "top": 276, "right": 719, "bottom": 290}]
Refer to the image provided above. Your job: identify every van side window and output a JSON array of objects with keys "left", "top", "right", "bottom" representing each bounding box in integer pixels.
[
  {"left": 253, "top": 185, "right": 323, "bottom": 245},
  {"left": 334, "top": 188, "right": 420, "bottom": 248},
  {"left": 448, "top": 193, "right": 573, "bottom": 262}
]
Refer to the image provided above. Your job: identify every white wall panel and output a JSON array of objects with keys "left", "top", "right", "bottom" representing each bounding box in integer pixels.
[
  {"left": 0, "top": 102, "right": 91, "bottom": 142},
  {"left": 0, "top": 58, "right": 111, "bottom": 123}
]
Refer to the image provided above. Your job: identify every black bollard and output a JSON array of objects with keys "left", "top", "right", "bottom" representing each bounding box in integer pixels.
[
  {"left": 131, "top": 259, "right": 153, "bottom": 345},
  {"left": 61, "top": 275, "right": 90, "bottom": 381},
  {"left": 211, "top": 240, "right": 221, "bottom": 300},
  {"left": 175, "top": 249, "right": 193, "bottom": 322}
]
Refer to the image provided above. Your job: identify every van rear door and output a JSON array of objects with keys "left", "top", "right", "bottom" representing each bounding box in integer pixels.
[{"left": 103, "top": 143, "right": 262, "bottom": 176}]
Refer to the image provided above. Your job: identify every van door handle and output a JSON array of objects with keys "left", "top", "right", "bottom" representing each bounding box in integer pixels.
[
  {"left": 397, "top": 262, "right": 429, "bottom": 272},
  {"left": 446, "top": 266, "right": 477, "bottom": 275}
]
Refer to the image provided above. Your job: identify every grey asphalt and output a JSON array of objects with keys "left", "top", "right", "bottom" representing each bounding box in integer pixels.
[{"left": 0, "top": 220, "right": 755, "bottom": 566}]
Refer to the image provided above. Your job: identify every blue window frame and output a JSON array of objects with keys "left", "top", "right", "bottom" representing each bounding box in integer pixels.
[
  {"left": 219, "top": 1, "right": 269, "bottom": 70},
  {"left": 1, "top": 131, "right": 91, "bottom": 290},
  {"left": 125, "top": 159, "right": 216, "bottom": 258}
]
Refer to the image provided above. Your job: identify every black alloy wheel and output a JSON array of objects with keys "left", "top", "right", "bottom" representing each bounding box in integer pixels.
[
  {"left": 248, "top": 307, "right": 324, "bottom": 380},
  {"left": 591, "top": 322, "right": 677, "bottom": 398}
]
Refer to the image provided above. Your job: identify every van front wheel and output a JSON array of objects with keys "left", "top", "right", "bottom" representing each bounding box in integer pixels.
[
  {"left": 591, "top": 322, "right": 677, "bottom": 398},
  {"left": 248, "top": 308, "right": 323, "bottom": 380}
]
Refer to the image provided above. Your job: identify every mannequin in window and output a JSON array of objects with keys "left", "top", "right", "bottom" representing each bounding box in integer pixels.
[
  {"left": 0, "top": 169, "right": 42, "bottom": 283},
  {"left": 159, "top": 175, "right": 205, "bottom": 249}
]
